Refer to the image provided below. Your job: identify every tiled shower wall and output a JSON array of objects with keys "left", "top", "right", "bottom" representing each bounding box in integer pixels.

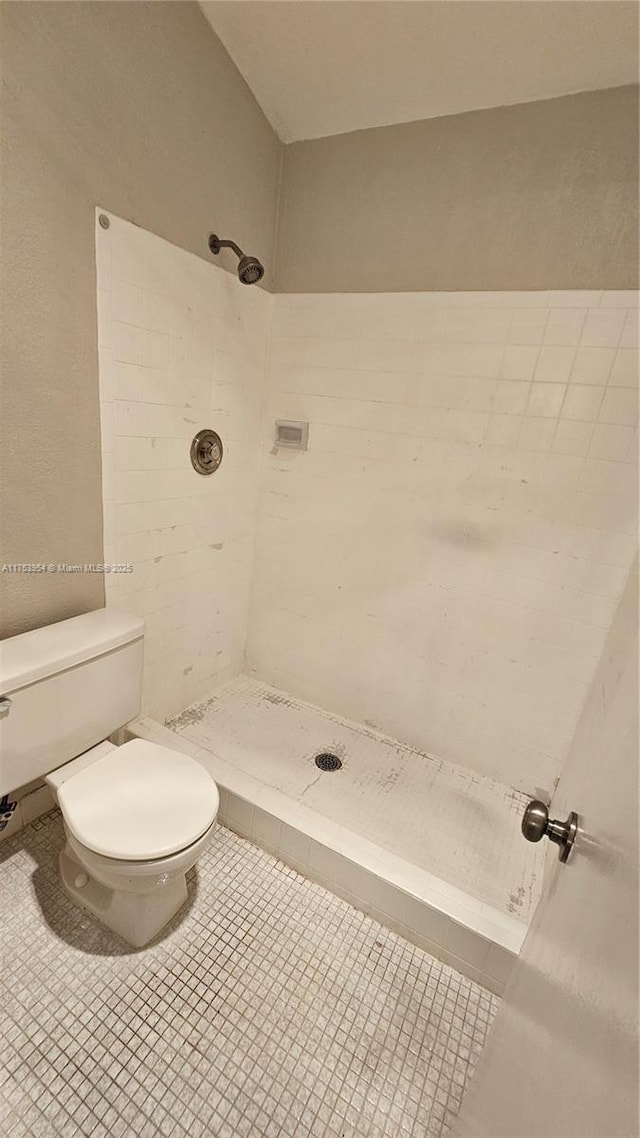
[
  {"left": 96, "top": 212, "right": 271, "bottom": 720},
  {"left": 246, "top": 291, "right": 638, "bottom": 791},
  {"left": 95, "top": 219, "right": 637, "bottom": 790}
]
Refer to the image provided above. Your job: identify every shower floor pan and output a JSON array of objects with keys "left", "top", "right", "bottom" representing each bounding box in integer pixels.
[{"left": 130, "top": 675, "right": 545, "bottom": 995}]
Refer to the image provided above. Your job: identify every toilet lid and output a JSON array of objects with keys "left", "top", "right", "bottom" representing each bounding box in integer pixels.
[{"left": 57, "top": 739, "right": 219, "bottom": 861}]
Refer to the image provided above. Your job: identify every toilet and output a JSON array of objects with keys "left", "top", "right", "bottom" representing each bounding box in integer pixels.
[{"left": 0, "top": 608, "right": 219, "bottom": 947}]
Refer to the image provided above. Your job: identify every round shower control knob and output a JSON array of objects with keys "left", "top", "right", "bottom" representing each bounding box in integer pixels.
[{"left": 190, "top": 429, "right": 223, "bottom": 475}]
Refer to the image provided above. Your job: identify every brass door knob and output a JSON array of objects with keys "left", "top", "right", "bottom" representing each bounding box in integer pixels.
[{"left": 521, "top": 799, "right": 579, "bottom": 863}]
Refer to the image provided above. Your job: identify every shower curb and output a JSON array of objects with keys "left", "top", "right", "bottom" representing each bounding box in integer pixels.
[{"left": 129, "top": 716, "right": 522, "bottom": 995}]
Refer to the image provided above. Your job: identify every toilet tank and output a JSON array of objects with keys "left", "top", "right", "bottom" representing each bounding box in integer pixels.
[{"left": 0, "top": 609, "right": 145, "bottom": 795}]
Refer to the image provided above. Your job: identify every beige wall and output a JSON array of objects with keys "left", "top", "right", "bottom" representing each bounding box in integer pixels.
[
  {"left": 1, "top": 2, "right": 637, "bottom": 643},
  {"left": 276, "top": 86, "right": 639, "bottom": 293},
  {"left": 0, "top": 1, "right": 282, "bottom": 637}
]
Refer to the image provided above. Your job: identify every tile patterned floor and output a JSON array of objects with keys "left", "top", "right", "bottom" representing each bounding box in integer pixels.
[
  {"left": 0, "top": 811, "right": 498, "bottom": 1138},
  {"left": 168, "top": 675, "right": 543, "bottom": 920}
]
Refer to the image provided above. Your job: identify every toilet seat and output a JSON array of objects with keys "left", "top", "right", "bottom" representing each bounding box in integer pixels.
[{"left": 57, "top": 739, "right": 219, "bottom": 861}]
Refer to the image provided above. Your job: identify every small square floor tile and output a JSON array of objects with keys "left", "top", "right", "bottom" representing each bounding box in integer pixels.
[{"left": 0, "top": 811, "right": 498, "bottom": 1138}]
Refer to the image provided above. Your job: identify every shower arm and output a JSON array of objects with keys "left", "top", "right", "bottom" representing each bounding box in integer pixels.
[{"left": 208, "top": 235, "right": 244, "bottom": 259}]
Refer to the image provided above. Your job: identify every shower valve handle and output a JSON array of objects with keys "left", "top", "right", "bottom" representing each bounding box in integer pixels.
[{"left": 521, "top": 799, "right": 578, "bottom": 863}]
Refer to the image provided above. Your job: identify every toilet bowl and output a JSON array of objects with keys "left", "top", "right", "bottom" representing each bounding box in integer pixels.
[
  {"left": 47, "top": 737, "right": 219, "bottom": 947},
  {"left": 0, "top": 607, "right": 220, "bottom": 948}
]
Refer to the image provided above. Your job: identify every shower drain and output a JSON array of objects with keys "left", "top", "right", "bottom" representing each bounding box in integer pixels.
[{"left": 314, "top": 753, "right": 343, "bottom": 772}]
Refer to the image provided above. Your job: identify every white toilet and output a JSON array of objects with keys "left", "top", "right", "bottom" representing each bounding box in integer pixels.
[{"left": 0, "top": 608, "right": 219, "bottom": 947}]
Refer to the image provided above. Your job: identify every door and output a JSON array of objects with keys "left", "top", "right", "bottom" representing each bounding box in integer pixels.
[{"left": 455, "top": 560, "right": 638, "bottom": 1138}]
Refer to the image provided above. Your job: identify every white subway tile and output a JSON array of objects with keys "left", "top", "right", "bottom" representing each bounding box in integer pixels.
[
  {"left": 99, "top": 402, "right": 115, "bottom": 457},
  {"left": 589, "top": 423, "right": 635, "bottom": 462},
  {"left": 273, "top": 303, "right": 361, "bottom": 340},
  {"left": 543, "top": 454, "right": 583, "bottom": 489},
  {"left": 278, "top": 823, "right": 310, "bottom": 870},
  {"left": 445, "top": 308, "right": 512, "bottom": 344},
  {"left": 464, "top": 378, "right": 498, "bottom": 411},
  {"left": 620, "top": 310, "right": 639, "bottom": 349},
  {"left": 508, "top": 309, "right": 548, "bottom": 345},
  {"left": 534, "top": 346, "right": 576, "bottom": 384},
  {"left": 143, "top": 289, "right": 175, "bottom": 334},
  {"left": 251, "top": 807, "right": 282, "bottom": 855},
  {"left": 518, "top": 417, "right": 557, "bottom": 453},
  {"left": 568, "top": 621, "right": 606, "bottom": 659},
  {"left": 502, "top": 345, "right": 540, "bottom": 381},
  {"left": 561, "top": 385, "right": 605, "bottom": 422},
  {"left": 274, "top": 335, "right": 361, "bottom": 370},
  {"left": 114, "top": 362, "right": 144, "bottom": 402},
  {"left": 609, "top": 348, "right": 639, "bottom": 387},
  {"left": 580, "top": 309, "right": 627, "bottom": 347},
  {"left": 579, "top": 459, "right": 623, "bottom": 496},
  {"left": 599, "top": 387, "right": 638, "bottom": 427},
  {"left": 225, "top": 794, "right": 255, "bottom": 837},
  {"left": 113, "top": 320, "right": 144, "bottom": 365},
  {"left": 436, "top": 342, "right": 504, "bottom": 377},
  {"left": 493, "top": 380, "right": 531, "bottom": 414},
  {"left": 112, "top": 279, "right": 145, "bottom": 327},
  {"left": 97, "top": 290, "right": 114, "bottom": 354},
  {"left": 142, "top": 329, "right": 171, "bottom": 370},
  {"left": 599, "top": 290, "right": 638, "bottom": 308},
  {"left": 527, "top": 384, "right": 564, "bottom": 418},
  {"left": 98, "top": 348, "right": 115, "bottom": 402},
  {"left": 551, "top": 419, "right": 594, "bottom": 457},
  {"left": 570, "top": 346, "right": 615, "bottom": 385},
  {"left": 543, "top": 309, "right": 585, "bottom": 346},
  {"left": 112, "top": 224, "right": 148, "bottom": 287},
  {"left": 548, "top": 290, "right": 602, "bottom": 308},
  {"left": 445, "top": 922, "right": 491, "bottom": 970}
]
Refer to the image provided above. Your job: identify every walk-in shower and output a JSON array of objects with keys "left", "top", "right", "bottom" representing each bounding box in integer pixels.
[
  {"left": 94, "top": 209, "right": 638, "bottom": 1003},
  {"left": 207, "top": 233, "right": 265, "bottom": 284}
]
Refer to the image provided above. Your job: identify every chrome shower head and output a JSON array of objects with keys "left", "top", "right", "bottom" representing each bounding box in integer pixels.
[{"left": 208, "top": 234, "right": 265, "bottom": 285}]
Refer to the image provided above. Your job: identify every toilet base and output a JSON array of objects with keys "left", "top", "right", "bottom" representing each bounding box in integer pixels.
[{"left": 60, "top": 844, "right": 188, "bottom": 948}]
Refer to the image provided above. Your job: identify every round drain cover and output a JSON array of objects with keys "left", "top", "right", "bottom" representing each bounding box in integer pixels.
[{"left": 314, "top": 753, "right": 342, "bottom": 772}]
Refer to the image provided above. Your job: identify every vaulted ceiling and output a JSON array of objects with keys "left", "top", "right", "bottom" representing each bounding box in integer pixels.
[{"left": 200, "top": 1, "right": 638, "bottom": 142}]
